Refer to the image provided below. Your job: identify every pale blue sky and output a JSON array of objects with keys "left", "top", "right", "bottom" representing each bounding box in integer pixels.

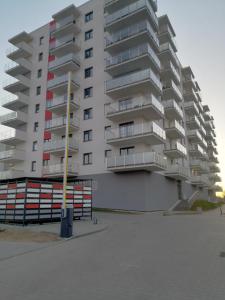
[{"left": 0, "top": 0, "right": 224, "bottom": 188}]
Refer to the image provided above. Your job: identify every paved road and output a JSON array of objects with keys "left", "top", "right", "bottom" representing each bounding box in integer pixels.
[{"left": 1, "top": 210, "right": 225, "bottom": 300}]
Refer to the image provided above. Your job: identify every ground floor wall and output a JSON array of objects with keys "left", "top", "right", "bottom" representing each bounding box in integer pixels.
[{"left": 79, "top": 172, "right": 210, "bottom": 211}]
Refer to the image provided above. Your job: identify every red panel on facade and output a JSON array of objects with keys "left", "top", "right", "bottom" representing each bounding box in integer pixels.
[
  {"left": 0, "top": 194, "right": 7, "bottom": 199},
  {"left": 49, "top": 36, "right": 56, "bottom": 43},
  {"left": 66, "top": 194, "right": 74, "bottom": 199},
  {"left": 47, "top": 72, "right": 54, "bottom": 81},
  {"left": 43, "top": 153, "right": 50, "bottom": 160},
  {"left": 53, "top": 183, "right": 63, "bottom": 190},
  {"left": 16, "top": 193, "right": 25, "bottom": 199},
  {"left": 74, "top": 204, "right": 83, "bottom": 208},
  {"left": 83, "top": 195, "right": 92, "bottom": 200},
  {"left": 44, "top": 131, "right": 51, "bottom": 140},
  {"left": 26, "top": 204, "right": 40, "bottom": 209},
  {"left": 40, "top": 193, "right": 52, "bottom": 199},
  {"left": 50, "top": 20, "right": 56, "bottom": 27},
  {"left": 6, "top": 204, "right": 15, "bottom": 209},
  {"left": 46, "top": 91, "right": 53, "bottom": 100},
  {"left": 8, "top": 183, "right": 17, "bottom": 189},
  {"left": 48, "top": 54, "right": 55, "bottom": 62},
  {"left": 74, "top": 185, "right": 83, "bottom": 191},
  {"left": 45, "top": 110, "right": 52, "bottom": 121},
  {"left": 52, "top": 204, "right": 61, "bottom": 209},
  {"left": 27, "top": 182, "right": 41, "bottom": 188}
]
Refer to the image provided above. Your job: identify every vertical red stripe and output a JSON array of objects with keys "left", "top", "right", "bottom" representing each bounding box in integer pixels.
[
  {"left": 44, "top": 131, "right": 51, "bottom": 140},
  {"left": 45, "top": 111, "right": 52, "bottom": 121},
  {"left": 46, "top": 91, "right": 53, "bottom": 100}
]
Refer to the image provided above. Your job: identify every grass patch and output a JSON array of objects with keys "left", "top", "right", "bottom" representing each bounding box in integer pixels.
[{"left": 191, "top": 200, "right": 224, "bottom": 211}]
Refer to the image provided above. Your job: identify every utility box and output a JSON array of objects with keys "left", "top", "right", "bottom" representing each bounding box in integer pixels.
[{"left": 60, "top": 205, "right": 73, "bottom": 238}]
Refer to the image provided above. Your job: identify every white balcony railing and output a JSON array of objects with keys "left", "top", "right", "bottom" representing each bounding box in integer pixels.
[
  {"left": 105, "top": 0, "right": 158, "bottom": 28},
  {"left": 189, "top": 144, "right": 204, "bottom": 155},
  {"left": 43, "top": 162, "right": 79, "bottom": 175},
  {"left": 107, "top": 121, "right": 166, "bottom": 141},
  {"left": 165, "top": 141, "right": 187, "bottom": 156},
  {"left": 187, "top": 129, "right": 202, "bottom": 141},
  {"left": 0, "top": 128, "right": 26, "bottom": 142},
  {"left": 166, "top": 164, "right": 189, "bottom": 178},
  {"left": 105, "top": 20, "right": 158, "bottom": 48},
  {"left": 106, "top": 69, "right": 162, "bottom": 92},
  {"left": 107, "top": 152, "right": 167, "bottom": 169},
  {"left": 45, "top": 116, "right": 79, "bottom": 130},
  {"left": 44, "top": 138, "right": 79, "bottom": 152},
  {"left": 106, "top": 95, "right": 164, "bottom": 115},
  {"left": 46, "top": 94, "right": 79, "bottom": 109},
  {"left": 190, "top": 160, "right": 210, "bottom": 172},
  {"left": 0, "top": 170, "right": 24, "bottom": 180},
  {"left": 47, "top": 74, "right": 79, "bottom": 89},
  {"left": 163, "top": 81, "right": 183, "bottom": 101},
  {"left": 186, "top": 115, "right": 201, "bottom": 127},
  {"left": 0, "top": 149, "right": 25, "bottom": 161},
  {"left": 163, "top": 99, "right": 183, "bottom": 118},
  {"left": 159, "top": 42, "right": 180, "bottom": 67},
  {"left": 49, "top": 53, "right": 80, "bottom": 69},
  {"left": 106, "top": 43, "right": 160, "bottom": 69},
  {"left": 165, "top": 120, "right": 185, "bottom": 136},
  {"left": 0, "top": 111, "right": 27, "bottom": 123}
]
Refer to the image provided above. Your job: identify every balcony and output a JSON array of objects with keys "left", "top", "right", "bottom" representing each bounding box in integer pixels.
[
  {"left": 3, "top": 75, "right": 30, "bottom": 94},
  {"left": 0, "top": 111, "right": 27, "bottom": 128},
  {"left": 44, "top": 138, "right": 79, "bottom": 156},
  {"left": 50, "top": 36, "right": 80, "bottom": 56},
  {"left": 186, "top": 116, "right": 201, "bottom": 130},
  {"left": 106, "top": 95, "right": 164, "bottom": 122},
  {"left": 7, "top": 41, "right": 33, "bottom": 61},
  {"left": 105, "top": 0, "right": 158, "bottom": 31},
  {"left": 5, "top": 59, "right": 32, "bottom": 77},
  {"left": 46, "top": 95, "right": 79, "bottom": 114},
  {"left": 107, "top": 151, "right": 167, "bottom": 172},
  {"left": 105, "top": 69, "right": 162, "bottom": 98},
  {"left": 0, "top": 170, "right": 25, "bottom": 180},
  {"left": 183, "top": 101, "right": 199, "bottom": 115},
  {"left": 190, "top": 160, "right": 210, "bottom": 174},
  {"left": 205, "top": 130, "right": 214, "bottom": 141},
  {"left": 47, "top": 74, "right": 79, "bottom": 94},
  {"left": 163, "top": 99, "right": 183, "bottom": 120},
  {"left": 43, "top": 161, "right": 79, "bottom": 177},
  {"left": 45, "top": 116, "right": 79, "bottom": 134},
  {"left": 165, "top": 120, "right": 185, "bottom": 139},
  {"left": 1, "top": 93, "right": 29, "bottom": 110},
  {"left": 0, "top": 149, "right": 25, "bottom": 163},
  {"left": 183, "top": 77, "right": 197, "bottom": 92},
  {"left": 159, "top": 42, "right": 180, "bottom": 68},
  {"left": 105, "top": 20, "right": 159, "bottom": 52},
  {"left": 158, "top": 23, "right": 177, "bottom": 52},
  {"left": 183, "top": 88, "right": 198, "bottom": 103},
  {"left": 105, "top": 43, "right": 160, "bottom": 77},
  {"left": 188, "top": 144, "right": 205, "bottom": 158},
  {"left": 48, "top": 53, "right": 80, "bottom": 75},
  {"left": 104, "top": 0, "right": 158, "bottom": 13},
  {"left": 162, "top": 81, "right": 183, "bottom": 102},
  {"left": 199, "top": 125, "right": 206, "bottom": 137},
  {"left": 0, "top": 129, "right": 26, "bottom": 145},
  {"left": 161, "top": 62, "right": 180, "bottom": 84},
  {"left": 106, "top": 121, "right": 166, "bottom": 146},
  {"left": 164, "top": 141, "right": 187, "bottom": 158},
  {"left": 8, "top": 31, "right": 32, "bottom": 46},
  {"left": 165, "top": 164, "right": 189, "bottom": 180},
  {"left": 205, "top": 120, "right": 213, "bottom": 130},
  {"left": 52, "top": 4, "right": 80, "bottom": 21},
  {"left": 51, "top": 16, "right": 80, "bottom": 38},
  {"left": 187, "top": 130, "right": 202, "bottom": 144},
  {"left": 191, "top": 175, "right": 210, "bottom": 187}
]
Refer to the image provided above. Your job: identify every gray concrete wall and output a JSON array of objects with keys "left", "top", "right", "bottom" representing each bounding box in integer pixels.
[{"left": 182, "top": 181, "right": 209, "bottom": 202}]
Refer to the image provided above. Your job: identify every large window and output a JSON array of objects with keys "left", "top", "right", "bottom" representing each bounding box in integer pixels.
[
  {"left": 35, "top": 104, "right": 40, "bottom": 113},
  {"left": 36, "top": 86, "right": 41, "bottom": 96},
  {"left": 120, "top": 147, "right": 135, "bottom": 156},
  {"left": 84, "top": 108, "right": 93, "bottom": 120},
  {"left": 84, "top": 87, "right": 93, "bottom": 98},
  {"left": 37, "top": 69, "right": 42, "bottom": 78},
  {"left": 83, "top": 153, "right": 93, "bottom": 165},
  {"left": 119, "top": 122, "right": 134, "bottom": 137},
  {"left": 85, "top": 11, "right": 93, "bottom": 23},
  {"left": 38, "top": 52, "right": 43, "bottom": 61},
  {"left": 85, "top": 67, "right": 93, "bottom": 78},
  {"left": 85, "top": 29, "right": 93, "bottom": 41},
  {"left": 85, "top": 48, "right": 93, "bottom": 59},
  {"left": 83, "top": 130, "right": 93, "bottom": 142}
]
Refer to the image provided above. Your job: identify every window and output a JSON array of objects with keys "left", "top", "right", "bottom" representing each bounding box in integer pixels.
[
  {"left": 39, "top": 36, "right": 44, "bottom": 45},
  {"left": 84, "top": 108, "right": 93, "bottom": 120},
  {"left": 104, "top": 126, "right": 111, "bottom": 138},
  {"left": 120, "top": 147, "right": 135, "bottom": 156},
  {"left": 85, "top": 29, "right": 93, "bottom": 41},
  {"left": 37, "top": 69, "right": 42, "bottom": 78},
  {"left": 34, "top": 122, "right": 39, "bottom": 132},
  {"left": 85, "top": 67, "right": 93, "bottom": 78},
  {"left": 85, "top": 11, "right": 93, "bottom": 23},
  {"left": 32, "top": 141, "right": 38, "bottom": 151},
  {"left": 36, "top": 86, "right": 41, "bottom": 95},
  {"left": 119, "top": 122, "right": 134, "bottom": 137},
  {"left": 38, "top": 52, "right": 43, "bottom": 61},
  {"left": 83, "top": 130, "right": 93, "bottom": 142},
  {"left": 31, "top": 161, "right": 37, "bottom": 172},
  {"left": 35, "top": 104, "right": 40, "bottom": 113},
  {"left": 84, "top": 87, "right": 93, "bottom": 98},
  {"left": 83, "top": 153, "right": 92, "bottom": 165},
  {"left": 105, "top": 150, "right": 112, "bottom": 158},
  {"left": 119, "top": 98, "right": 133, "bottom": 111},
  {"left": 85, "top": 48, "right": 93, "bottom": 59}
]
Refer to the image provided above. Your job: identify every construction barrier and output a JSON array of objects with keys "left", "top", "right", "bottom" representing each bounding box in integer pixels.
[{"left": 0, "top": 178, "right": 92, "bottom": 224}]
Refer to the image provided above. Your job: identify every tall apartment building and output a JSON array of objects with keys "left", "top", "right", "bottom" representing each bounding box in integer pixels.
[{"left": 0, "top": 0, "right": 221, "bottom": 211}]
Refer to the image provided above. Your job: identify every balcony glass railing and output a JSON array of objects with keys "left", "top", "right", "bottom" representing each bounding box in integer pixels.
[
  {"left": 106, "top": 43, "right": 160, "bottom": 69},
  {"left": 106, "top": 95, "right": 164, "bottom": 115},
  {"left": 161, "top": 62, "right": 180, "bottom": 82},
  {"left": 50, "top": 34, "right": 80, "bottom": 50},
  {"left": 187, "top": 129, "right": 202, "bottom": 141},
  {"left": 107, "top": 151, "right": 167, "bottom": 169},
  {"left": 190, "top": 160, "right": 209, "bottom": 171},
  {"left": 106, "top": 69, "right": 162, "bottom": 92},
  {"left": 189, "top": 144, "right": 204, "bottom": 155},
  {"left": 47, "top": 74, "right": 79, "bottom": 89},
  {"left": 105, "top": 20, "right": 158, "bottom": 48},
  {"left": 49, "top": 53, "right": 80, "bottom": 69},
  {"left": 0, "top": 170, "right": 24, "bottom": 180},
  {"left": 165, "top": 141, "right": 187, "bottom": 156},
  {"left": 46, "top": 94, "right": 79, "bottom": 109},
  {"left": 54, "top": 15, "right": 77, "bottom": 31},
  {"left": 43, "top": 162, "right": 79, "bottom": 175},
  {"left": 0, "top": 128, "right": 26, "bottom": 141},
  {"left": 45, "top": 116, "right": 79, "bottom": 129},
  {"left": 166, "top": 164, "right": 189, "bottom": 177},
  {"left": 163, "top": 99, "right": 183, "bottom": 118},
  {"left": 105, "top": 0, "right": 158, "bottom": 28},
  {"left": 107, "top": 121, "right": 166, "bottom": 141},
  {"left": 0, "top": 111, "right": 27, "bottom": 123},
  {"left": 183, "top": 101, "right": 199, "bottom": 114},
  {"left": 0, "top": 149, "right": 25, "bottom": 160},
  {"left": 165, "top": 120, "right": 185, "bottom": 136},
  {"left": 44, "top": 138, "right": 79, "bottom": 152},
  {"left": 159, "top": 42, "right": 180, "bottom": 67},
  {"left": 186, "top": 116, "right": 201, "bottom": 127}
]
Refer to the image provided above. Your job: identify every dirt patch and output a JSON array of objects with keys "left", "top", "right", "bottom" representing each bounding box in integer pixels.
[{"left": 0, "top": 229, "right": 60, "bottom": 243}]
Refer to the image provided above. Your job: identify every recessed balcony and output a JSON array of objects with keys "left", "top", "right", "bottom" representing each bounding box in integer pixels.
[
  {"left": 1, "top": 93, "right": 29, "bottom": 110},
  {"left": 164, "top": 141, "right": 187, "bottom": 158},
  {"left": 0, "top": 149, "right": 25, "bottom": 163},
  {"left": 105, "top": 20, "right": 159, "bottom": 53},
  {"left": 105, "top": 43, "right": 160, "bottom": 76},
  {"left": 162, "top": 81, "right": 183, "bottom": 102},
  {"left": 106, "top": 95, "right": 164, "bottom": 122},
  {"left": 106, "top": 121, "right": 166, "bottom": 146},
  {"left": 159, "top": 42, "right": 180, "bottom": 68},
  {"left": 105, "top": 69, "right": 162, "bottom": 98},
  {"left": 44, "top": 138, "right": 79, "bottom": 156},
  {"left": 3, "top": 75, "right": 30, "bottom": 94},
  {"left": 0, "top": 129, "right": 26, "bottom": 145},
  {"left": 163, "top": 99, "right": 183, "bottom": 120},
  {"left": 161, "top": 62, "right": 180, "bottom": 84},
  {"left": 5, "top": 59, "right": 32, "bottom": 77},
  {"left": 47, "top": 74, "right": 79, "bottom": 94},
  {"left": 43, "top": 161, "right": 79, "bottom": 177},
  {"left": 46, "top": 95, "right": 79, "bottom": 114},
  {"left": 165, "top": 120, "right": 185, "bottom": 139},
  {"left": 48, "top": 53, "right": 80, "bottom": 75},
  {"left": 0, "top": 170, "right": 25, "bottom": 180},
  {"left": 50, "top": 36, "right": 80, "bottom": 56},
  {"left": 190, "top": 159, "right": 210, "bottom": 174},
  {"left": 0, "top": 111, "right": 27, "bottom": 128},
  {"left": 45, "top": 116, "right": 79, "bottom": 134},
  {"left": 165, "top": 164, "right": 189, "bottom": 180},
  {"left": 106, "top": 151, "right": 167, "bottom": 172},
  {"left": 186, "top": 116, "right": 201, "bottom": 130},
  {"left": 105, "top": 0, "right": 158, "bottom": 31}
]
